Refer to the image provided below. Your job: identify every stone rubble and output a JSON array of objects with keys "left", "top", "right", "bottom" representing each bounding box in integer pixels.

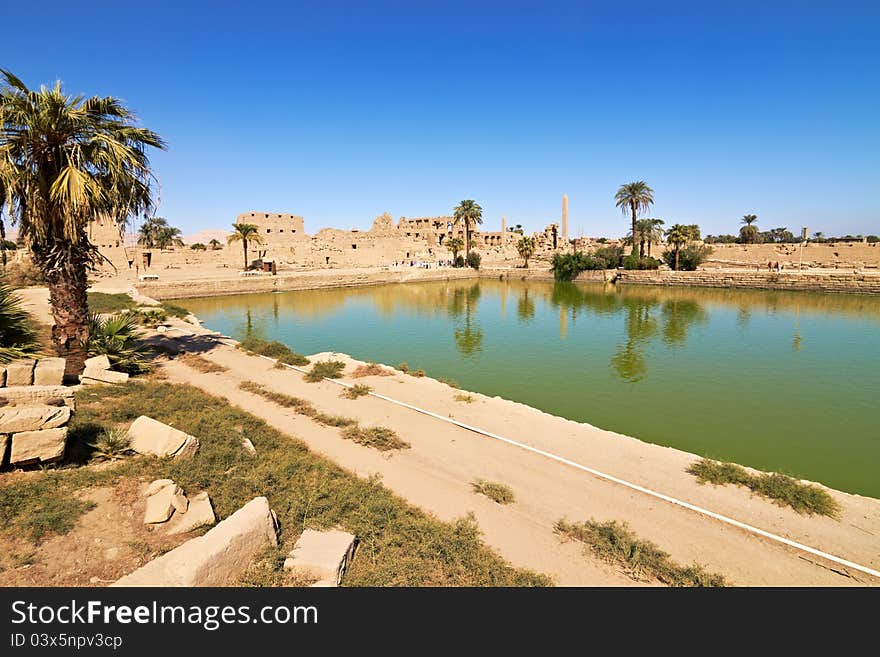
[{"left": 283, "top": 528, "right": 357, "bottom": 587}]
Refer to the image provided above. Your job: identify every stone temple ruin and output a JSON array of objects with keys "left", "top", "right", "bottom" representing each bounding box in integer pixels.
[{"left": 87, "top": 199, "right": 578, "bottom": 272}]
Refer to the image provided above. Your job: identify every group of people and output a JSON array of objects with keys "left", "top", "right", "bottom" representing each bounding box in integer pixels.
[{"left": 767, "top": 261, "right": 784, "bottom": 271}]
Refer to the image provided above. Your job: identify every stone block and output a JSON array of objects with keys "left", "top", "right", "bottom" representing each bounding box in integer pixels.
[
  {"left": 283, "top": 528, "right": 356, "bottom": 587},
  {"left": 33, "top": 358, "right": 66, "bottom": 386},
  {"left": 113, "top": 496, "right": 277, "bottom": 586},
  {"left": 143, "top": 484, "right": 180, "bottom": 524},
  {"left": 241, "top": 438, "right": 256, "bottom": 456},
  {"left": 84, "top": 355, "right": 111, "bottom": 370},
  {"left": 81, "top": 368, "right": 129, "bottom": 385},
  {"left": 0, "top": 386, "right": 76, "bottom": 410},
  {"left": 171, "top": 489, "right": 189, "bottom": 514},
  {"left": 0, "top": 434, "right": 7, "bottom": 462},
  {"left": 165, "top": 492, "right": 216, "bottom": 535},
  {"left": 0, "top": 405, "right": 71, "bottom": 433},
  {"left": 127, "top": 416, "right": 194, "bottom": 458},
  {"left": 6, "top": 360, "right": 35, "bottom": 387},
  {"left": 144, "top": 478, "right": 175, "bottom": 497},
  {"left": 9, "top": 427, "right": 68, "bottom": 465}
]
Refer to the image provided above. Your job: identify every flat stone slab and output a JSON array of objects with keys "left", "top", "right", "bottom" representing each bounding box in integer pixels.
[
  {"left": 84, "top": 355, "right": 111, "bottom": 370},
  {"left": 9, "top": 427, "right": 68, "bottom": 465},
  {"left": 33, "top": 358, "right": 66, "bottom": 386},
  {"left": 127, "top": 415, "right": 197, "bottom": 458},
  {"left": 0, "top": 386, "right": 76, "bottom": 410},
  {"left": 0, "top": 435, "right": 7, "bottom": 461},
  {"left": 283, "top": 529, "right": 356, "bottom": 587},
  {"left": 113, "top": 496, "right": 277, "bottom": 586},
  {"left": 0, "top": 405, "right": 71, "bottom": 433},
  {"left": 165, "top": 492, "right": 216, "bottom": 535},
  {"left": 6, "top": 360, "right": 35, "bottom": 387},
  {"left": 81, "top": 368, "right": 129, "bottom": 385},
  {"left": 144, "top": 484, "right": 180, "bottom": 524}
]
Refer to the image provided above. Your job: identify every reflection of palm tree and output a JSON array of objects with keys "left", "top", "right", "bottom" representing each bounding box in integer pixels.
[
  {"left": 517, "top": 288, "right": 535, "bottom": 323},
  {"left": 661, "top": 299, "right": 708, "bottom": 346},
  {"left": 610, "top": 299, "right": 658, "bottom": 383},
  {"left": 736, "top": 306, "right": 751, "bottom": 329},
  {"left": 452, "top": 284, "right": 483, "bottom": 356}
]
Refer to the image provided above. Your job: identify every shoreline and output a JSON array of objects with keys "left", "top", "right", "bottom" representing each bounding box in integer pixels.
[{"left": 123, "top": 266, "right": 880, "bottom": 300}]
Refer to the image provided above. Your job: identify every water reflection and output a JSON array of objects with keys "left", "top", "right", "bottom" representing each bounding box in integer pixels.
[{"left": 450, "top": 284, "right": 483, "bottom": 357}]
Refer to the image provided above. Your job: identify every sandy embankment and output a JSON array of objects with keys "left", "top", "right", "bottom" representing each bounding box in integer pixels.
[{"left": 154, "top": 314, "right": 880, "bottom": 587}]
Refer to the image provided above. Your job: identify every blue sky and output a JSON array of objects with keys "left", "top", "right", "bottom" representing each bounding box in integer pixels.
[{"left": 2, "top": 0, "right": 878, "bottom": 238}]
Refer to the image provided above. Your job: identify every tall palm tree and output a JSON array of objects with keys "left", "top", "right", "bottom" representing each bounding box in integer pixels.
[
  {"left": 615, "top": 181, "right": 654, "bottom": 255},
  {"left": 516, "top": 236, "right": 536, "bottom": 268},
  {"left": 741, "top": 214, "right": 758, "bottom": 226},
  {"left": 665, "top": 223, "right": 691, "bottom": 271},
  {"left": 227, "top": 222, "right": 264, "bottom": 269},
  {"left": 647, "top": 218, "right": 665, "bottom": 257},
  {"left": 0, "top": 70, "right": 163, "bottom": 375},
  {"left": 137, "top": 216, "right": 168, "bottom": 248},
  {"left": 154, "top": 225, "right": 183, "bottom": 249},
  {"left": 453, "top": 199, "right": 482, "bottom": 258}
]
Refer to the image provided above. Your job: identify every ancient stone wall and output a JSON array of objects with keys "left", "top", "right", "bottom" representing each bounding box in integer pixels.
[{"left": 616, "top": 270, "right": 880, "bottom": 294}]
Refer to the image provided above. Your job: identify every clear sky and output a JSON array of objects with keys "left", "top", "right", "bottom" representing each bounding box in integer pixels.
[{"left": 2, "top": 0, "right": 878, "bottom": 238}]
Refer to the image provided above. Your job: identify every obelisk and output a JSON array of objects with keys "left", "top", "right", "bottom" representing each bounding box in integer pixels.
[
  {"left": 562, "top": 194, "right": 568, "bottom": 241},
  {"left": 501, "top": 216, "right": 507, "bottom": 244}
]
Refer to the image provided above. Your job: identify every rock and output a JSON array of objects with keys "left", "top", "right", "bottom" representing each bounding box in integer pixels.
[
  {"left": 81, "top": 369, "right": 129, "bottom": 385},
  {"left": 241, "top": 438, "right": 256, "bottom": 456},
  {"left": 143, "top": 484, "right": 180, "bottom": 524},
  {"left": 165, "top": 492, "right": 216, "bottom": 535},
  {"left": 0, "top": 405, "right": 71, "bottom": 433},
  {"left": 127, "top": 416, "right": 198, "bottom": 458},
  {"left": 174, "top": 435, "right": 200, "bottom": 459},
  {"left": 283, "top": 529, "right": 356, "bottom": 587},
  {"left": 113, "top": 496, "right": 277, "bottom": 586},
  {"left": 6, "top": 360, "right": 36, "bottom": 386},
  {"left": 9, "top": 427, "right": 68, "bottom": 465},
  {"left": 171, "top": 489, "right": 189, "bottom": 514},
  {"left": 33, "top": 358, "right": 66, "bottom": 386},
  {"left": 0, "top": 386, "right": 75, "bottom": 410},
  {"left": 84, "top": 355, "right": 111, "bottom": 370},
  {"left": 0, "top": 367, "right": 6, "bottom": 387},
  {"left": 144, "top": 478, "right": 175, "bottom": 497},
  {"left": 0, "top": 434, "right": 7, "bottom": 461}
]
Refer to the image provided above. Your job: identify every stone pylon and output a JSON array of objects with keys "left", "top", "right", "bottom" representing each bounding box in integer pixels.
[{"left": 562, "top": 194, "right": 568, "bottom": 242}]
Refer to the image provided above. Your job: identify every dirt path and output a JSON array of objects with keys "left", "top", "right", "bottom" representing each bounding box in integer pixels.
[{"left": 157, "top": 328, "right": 879, "bottom": 586}]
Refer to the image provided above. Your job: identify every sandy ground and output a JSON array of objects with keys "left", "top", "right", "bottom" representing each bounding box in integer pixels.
[
  {"left": 13, "top": 286, "right": 880, "bottom": 586},
  {"left": 152, "top": 318, "right": 879, "bottom": 586}
]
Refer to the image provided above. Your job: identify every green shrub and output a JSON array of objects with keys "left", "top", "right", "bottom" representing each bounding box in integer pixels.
[
  {"left": 159, "top": 302, "right": 190, "bottom": 319},
  {"left": 623, "top": 254, "right": 661, "bottom": 270},
  {"left": 453, "top": 255, "right": 465, "bottom": 268},
  {"left": 471, "top": 479, "right": 515, "bottom": 504},
  {"left": 342, "top": 384, "right": 372, "bottom": 399},
  {"left": 0, "top": 280, "right": 40, "bottom": 363},
  {"left": 466, "top": 251, "right": 481, "bottom": 270},
  {"left": 305, "top": 360, "right": 346, "bottom": 382},
  {"left": 341, "top": 425, "right": 410, "bottom": 451},
  {"left": 87, "top": 312, "right": 151, "bottom": 374},
  {"left": 662, "top": 244, "right": 713, "bottom": 271},
  {"left": 190, "top": 243, "right": 207, "bottom": 251},
  {"left": 551, "top": 247, "right": 624, "bottom": 281}
]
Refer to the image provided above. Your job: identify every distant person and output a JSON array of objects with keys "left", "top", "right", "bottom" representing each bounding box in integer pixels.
[{"left": 768, "top": 261, "right": 773, "bottom": 271}]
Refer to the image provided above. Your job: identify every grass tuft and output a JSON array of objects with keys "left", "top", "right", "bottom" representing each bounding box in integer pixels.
[
  {"left": 555, "top": 518, "right": 727, "bottom": 587},
  {"left": 351, "top": 362, "right": 392, "bottom": 378},
  {"left": 341, "top": 425, "right": 410, "bottom": 451},
  {"left": 342, "top": 384, "right": 372, "bottom": 399},
  {"left": 438, "top": 378, "right": 461, "bottom": 389},
  {"left": 305, "top": 360, "right": 346, "bottom": 382},
  {"left": 88, "top": 428, "right": 131, "bottom": 461},
  {"left": 159, "top": 302, "right": 190, "bottom": 319},
  {"left": 238, "top": 336, "right": 310, "bottom": 366},
  {"left": 687, "top": 458, "right": 840, "bottom": 517},
  {"left": 471, "top": 479, "right": 515, "bottom": 505},
  {"left": 238, "top": 381, "right": 357, "bottom": 427},
  {"left": 177, "top": 353, "right": 228, "bottom": 373},
  {"left": 454, "top": 393, "right": 475, "bottom": 403}
]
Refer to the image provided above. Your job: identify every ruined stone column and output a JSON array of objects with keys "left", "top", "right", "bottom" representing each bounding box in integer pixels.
[
  {"left": 562, "top": 194, "right": 568, "bottom": 242},
  {"left": 501, "top": 216, "right": 507, "bottom": 245}
]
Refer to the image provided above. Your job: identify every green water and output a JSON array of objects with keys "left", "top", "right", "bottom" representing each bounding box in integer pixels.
[{"left": 183, "top": 280, "right": 880, "bottom": 498}]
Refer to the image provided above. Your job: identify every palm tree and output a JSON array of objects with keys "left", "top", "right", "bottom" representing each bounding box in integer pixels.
[
  {"left": 647, "top": 218, "right": 665, "bottom": 257},
  {"left": 0, "top": 70, "right": 163, "bottom": 375},
  {"left": 741, "top": 214, "right": 758, "bottom": 226},
  {"left": 516, "top": 236, "right": 536, "bottom": 268},
  {"left": 446, "top": 236, "right": 464, "bottom": 263},
  {"left": 137, "top": 216, "right": 168, "bottom": 248},
  {"left": 665, "top": 223, "right": 690, "bottom": 271},
  {"left": 227, "top": 223, "right": 264, "bottom": 269},
  {"left": 453, "top": 199, "right": 482, "bottom": 258},
  {"left": 209, "top": 238, "right": 222, "bottom": 250},
  {"left": 154, "top": 225, "right": 183, "bottom": 249},
  {"left": 615, "top": 181, "right": 654, "bottom": 255}
]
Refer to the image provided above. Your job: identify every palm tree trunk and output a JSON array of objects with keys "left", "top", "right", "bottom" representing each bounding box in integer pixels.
[
  {"left": 465, "top": 222, "right": 471, "bottom": 258},
  {"left": 630, "top": 202, "right": 638, "bottom": 256},
  {"left": 674, "top": 246, "right": 680, "bottom": 271},
  {"left": 243, "top": 238, "right": 248, "bottom": 269},
  {"left": 647, "top": 240, "right": 652, "bottom": 257},
  {"left": 46, "top": 260, "right": 89, "bottom": 378}
]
